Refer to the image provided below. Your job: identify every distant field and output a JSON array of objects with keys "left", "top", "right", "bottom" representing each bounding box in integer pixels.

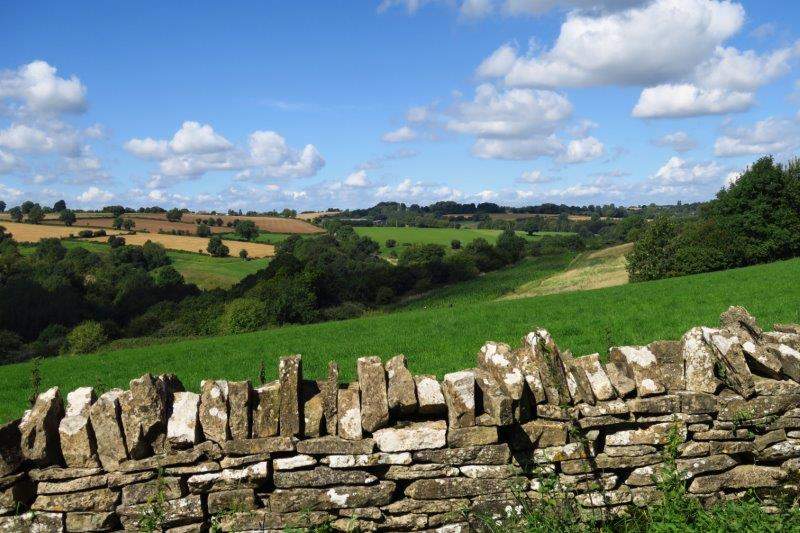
[
  {"left": 443, "top": 213, "right": 598, "bottom": 222},
  {"left": 89, "top": 233, "right": 275, "bottom": 258},
  {"left": 296, "top": 210, "right": 342, "bottom": 221},
  {"left": 51, "top": 216, "right": 230, "bottom": 235},
  {"left": 505, "top": 243, "right": 632, "bottom": 299},
  {"left": 19, "top": 240, "right": 269, "bottom": 289},
  {"left": 0, "top": 221, "right": 123, "bottom": 242},
  {"left": 353, "top": 227, "right": 570, "bottom": 254},
  {"left": 1, "top": 256, "right": 798, "bottom": 421},
  {"left": 221, "top": 232, "right": 299, "bottom": 245},
  {"left": 128, "top": 213, "right": 323, "bottom": 234}
]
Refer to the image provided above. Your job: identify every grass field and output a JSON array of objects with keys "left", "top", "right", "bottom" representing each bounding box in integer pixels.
[
  {"left": 220, "top": 232, "right": 299, "bottom": 245},
  {"left": 19, "top": 240, "right": 269, "bottom": 290},
  {"left": 1, "top": 256, "right": 798, "bottom": 421},
  {"left": 0, "top": 222, "right": 123, "bottom": 242},
  {"left": 353, "top": 227, "right": 570, "bottom": 255},
  {"left": 505, "top": 243, "right": 632, "bottom": 299}
]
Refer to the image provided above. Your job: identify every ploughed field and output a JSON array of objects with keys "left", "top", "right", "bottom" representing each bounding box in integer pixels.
[
  {"left": 1, "top": 256, "right": 798, "bottom": 421},
  {"left": 89, "top": 233, "right": 275, "bottom": 259},
  {"left": 0, "top": 221, "right": 124, "bottom": 242}
]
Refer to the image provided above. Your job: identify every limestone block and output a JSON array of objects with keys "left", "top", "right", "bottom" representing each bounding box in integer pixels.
[
  {"left": 337, "top": 388, "right": 362, "bottom": 440},
  {"left": 372, "top": 421, "right": 447, "bottom": 452},
  {"left": 59, "top": 387, "right": 99, "bottom": 468},
  {"left": 358, "top": 356, "right": 389, "bottom": 433},
  {"left": 279, "top": 355, "right": 302, "bottom": 437},
  {"left": 609, "top": 346, "right": 665, "bottom": 397},
  {"left": 386, "top": 355, "right": 417, "bottom": 415},
  {"left": 167, "top": 391, "right": 200, "bottom": 448},
  {"left": 252, "top": 381, "right": 280, "bottom": 438},
  {"left": 442, "top": 370, "right": 475, "bottom": 429},
  {"left": 89, "top": 388, "right": 128, "bottom": 470},
  {"left": 227, "top": 380, "right": 252, "bottom": 440},
  {"left": 19, "top": 387, "right": 64, "bottom": 467},
  {"left": 199, "top": 380, "right": 229, "bottom": 444},
  {"left": 321, "top": 362, "right": 339, "bottom": 435},
  {"left": 572, "top": 353, "right": 616, "bottom": 401},
  {"left": 478, "top": 342, "right": 524, "bottom": 400},
  {"left": 414, "top": 375, "right": 445, "bottom": 415}
]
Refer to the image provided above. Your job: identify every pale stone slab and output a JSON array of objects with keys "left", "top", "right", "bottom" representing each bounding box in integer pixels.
[
  {"left": 252, "top": 381, "right": 280, "bottom": 438},
  {"left": 167, "top": 391, "right": 200, "bottom": 448},
  {"left": 279, "top": 355, "right": 302, "bottom": 437},
  {"left": 358, "top": 356, "right": 389, "bottom": 433},
  {"left": 89, "top": 389, "right": 128, "bottom": 470},
  {"left": 373, "top": 421, "right": 447, "bottom": 452},
  {"left": 572, "top": 353, "right": 616, "bottom": 401},
  {"left": 414, "top": 375, "right": 445, "bottom": 415},
  {"left": 442, "top": 370, "right": 475, "bottom": 429},
  {"left": 59, "top": 387, "right": 99, "bottom": 468},
  {"left": 478, "top": 342, "right": 524, "bottom": 400},
  {"left": 19, "top": 387, "right": 64, "bottom": 467},
  {"left": 227, "top": 380, "right": 252, "bottom": 440},
  {"left": 337, "top": 388, "right": 362, "bottom": 440},
  {"left": 199, "top": 380, "right": 229, "bottom": 443},
  {"left": 386, "top": 355, "right": 417, "bottom": 414}
]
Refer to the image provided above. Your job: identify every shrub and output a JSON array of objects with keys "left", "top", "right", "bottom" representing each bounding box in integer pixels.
[
  {"left": 0, "top": 329, "right": 23, "bottom": 361},
  {"left": 385, "top": 239, "right": 397, "bottom": 248},
  {"left": 59, "top": 209, "right": 77, "bottom": 227},
  {"left": 196, "top": 223, "right": 211, "bottom": 237},
  {"left": 239, "top": 249, "right": 249, "bottom": 260},
  {"left": 93, "top": 229, "right": 106, "bottom": 237},
  {"left": 220, "top": 298, "right": 268, "bottom": 334},
  {"left": 322, "top": 301, "right": 366, "bottom": 321},
  {"left": 375, "top": 286, "right": 395, "bottom": 305},
  {"left": 207, "top": 236, "right": 229, "bottom": 257},
  {"left": 108, "top": 235, "right": 125, "bottom": 248},
  {"left": 66, "top": 321, "right": 108, "bottom": 354},
  {"left": 235, "top": 220, "right": 259, "bottom": 241},
  {"left": 451, "top": 239, "right": 461, "bottom": 250},
  {"left": 77, "top": 230, "right": 93, "bottom": 238},
  {"left": 166, "top": 208, "right": 183, "bottom": 222}
]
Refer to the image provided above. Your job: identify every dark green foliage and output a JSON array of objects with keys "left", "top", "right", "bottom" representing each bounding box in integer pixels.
[
  {"left": 153, "top": 266, "right": 184, "bottom": 288},
  {"left": 8, "top": 207, "right": 22, "bottom": 223},
  {"left": 122, "top": 218, "right": 135, "bottom": 230},
  {"left": 59, "top": 209, "right": 77, "bottom": 226},
  {"left": 0, "top": 330, "right": 23, "bottom": 362},
  {"left": 196, "top": 223, "right": 212, "bottom": 237},
  {"left": 496, "top": 228, "right": 526, "bottom": 263},
  {"left": 239, "top": 249, "right": 248, "bottom": 260},
  {"left": 0, "top": 201, "right": 5, "bottom": 212},
  {"left": 234, "top": 220, "right": 259, "bottom": 241},
  {"left": 207, "top": 236, "right": 229, "bottom": 257},
  {"left": 220, "top": 298, "right": 268, "bottom": 334},
  {"left": 386, "top": 239, "right": 397, "bottom": 248},
  {"left": 52, "top": 200, "right": 66, "bottom": 212},
  {"left": 108, "top": 235, "right": 125, "bottom": 248},
  {"left": 628, "top": 157, "right": 800, "bottom": 282},
  {"left": 26, "top": 205, "right": 44, "bottom": 224},
  {"left": 66, "top": 321, "right": 108, "bottom": 354},
  {"left": 450, "top": 239, "right": 461, "bottom": 250},
  {"left": 166, "top": 208, "right": 183, "bottom": 222},
  {"left": 112, "top": 217, "right": 123, "bottom": 230}
]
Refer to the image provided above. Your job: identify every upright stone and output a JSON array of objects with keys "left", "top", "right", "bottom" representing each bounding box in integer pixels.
[
  {"left": 119, "top": 374, "right": 172, "bottom": 459},
  {"left": 524, "top": 329, "right": 571, "bottom": 405},
  {"left": 59, "top": 387, "right": 99, "bottom": 468},
  {"left": 478, "top": 342, "right": 524, "bottom": 400},
  {"left": 252, "top": 381, "right": 280, "bottom": 438},
  {"left": 89, "top": 389, "right": 128, "bottom": 470},
  {"left": 228, "top": 381, "right": 252, "bottom": 440},
  {"left": 199, "top": 380, "right": 229, "bottom": 443},
  {"left": 561, "top": 351, "right": 595, "bottom": 405},
  {"left": 167, "top": 391, "right": 200, "bottom": 448},
  {"left": 19, "top": 387, "right": 64, "bottom": 467},
  {"left": 648, "top": 340, "right": 685, "bottom": 391},
  {"left": 358, "top": 357, "right": 389, "bottom": 433},
  {"left": 474, "top": 368, "right": 513, "bottom": 426},
  {"left": 682, "top": 327, "right": 718, "bottom": 394},
  {"left": 303, "top": 381, "right": 324, "bottom": 438},
  {"left": 720, "top": 306, "right": 762, "bottom": 343},
  {"left": 279, "top": 355, "right": 302, "bottom": 437},
  {"left": 609, "top": 346, "right": 665, "bottom": 397},
  {"left": 386, "top": 355, "right": 417, "bottom": 415},
  {"left": 321, "top": 362, "right": 339, "bottom": 435},
  {"left": 442, "top": 370, "right": 475, "bottom": 429},
  {"left": 774, "top": 344, "right": 800, "bottom": 383},
  {"left": 0, "top": 419, "right": 22, "bottom": 476},
  {"left": 414, "top": 375, "right": 446, "bottom": 415},
  {"left": 572, "top": 354, "right": 615, "bottom": 401},
  {"left": 705, "top": 329, "right": 754, "bottom": 398},
  {"left": 604, "top": 362, "right": 637, "bottom": 398},
  {"left": 337, "top": 387, "right": 362, "bottom": 440}
]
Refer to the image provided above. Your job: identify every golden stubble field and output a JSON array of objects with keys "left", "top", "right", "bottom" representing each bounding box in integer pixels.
[
  {"left": 90, "top": 233, "right": 275, "bottom": 258},
  {"left": 0, "top": 222, "right": 123, "bottom": 242}
]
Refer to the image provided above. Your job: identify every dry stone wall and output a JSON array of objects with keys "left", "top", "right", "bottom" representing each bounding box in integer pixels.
[{"left": 2, "top": 307, "right": 800, "bottom": 531}]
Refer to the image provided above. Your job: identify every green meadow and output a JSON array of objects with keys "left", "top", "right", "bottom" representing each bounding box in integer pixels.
[{"left": 1, "top": 256, "right": 798, "bottom": 422}]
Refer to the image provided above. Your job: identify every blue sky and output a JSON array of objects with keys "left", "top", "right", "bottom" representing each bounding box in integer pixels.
[{"left": 1, "top": 0, "right": 799, "bottom": 211}]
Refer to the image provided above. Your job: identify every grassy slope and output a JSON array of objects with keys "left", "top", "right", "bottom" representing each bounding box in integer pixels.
[
  {"left": 19, "top": 241, "right": 268, "bottom": 290},
  {"left": 352, "top": 227, "right": 570, "bottom": 255},
  {"left": 2, "top": 257, "right": 799, "bottom": 421}
]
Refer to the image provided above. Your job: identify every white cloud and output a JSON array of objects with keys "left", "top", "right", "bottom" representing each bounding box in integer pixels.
[
  {"left": 557, "top": 136, "right": 604, "bottom": 163},
  {"left": 247, "top": 130, "right": 325, "bottom": 179},
  {"left": 476, "top": 44, "right": 519, "bottom": 78},
  {"left": 485, "top": 0, "right": 744, "bottom": 88},
  {"left": 0, "top": 60, "right": 87, "bottom": 114},
  {"left": 713, "top": 117, "right": 799, "bottom": 157},
  {"left": 76, "top": 186, "right": 114, "bottom": 204},
  {"left": 461, "top": 0, "right": 493, "bottom": 18},
  {"left": 406, "top": 106, "right": 431, "bottom": 123},
  {"left": 695, "top": 44, "right": 798, "bottom": 92},
  {"left": 652, "top": 131, "right": 697, "bottom": 152},
  {"left": 475, "top": 189, "right": 498, "bottom": 201},
  {"left": 377, "top": 0, "right": 433, "bottom": 14},
  {"left": 518, "top": 169, "right": 556, "bottom": 183},
  {"left": 632, "top": 84, "right": 753, "bottom": 118},
  {"left": 381, "top": 126, "right": 417, "bottom": 143},
  {"left": 0, "top": 123, "right": 80, "bottom": 155},
  {"left": 0, "top": 183, "right": 23, "bottom": 200},
  {"left": 471, "top": 135, "right": 563, "bottom": 160},
  {"left": 544, "top": 183, "right": 604, "bottom": 197},
  {"left": 725, "top": 170, "right": 741, "bottom": 186},
  {"left": 651, "top": 156, "right": 725, "bottom": 186},
  {"left": 502, "top": 0, "right": 647, "bottom": 16},
  {"left": 169, "top": 121, "right": 232, "bottom": 154},
  {"left": 344, "top": 170, "right": 371, "bottom": 187},
  {"left": 124, "top": 137, "right": 170, "bottom": 160},
  {"left": 447, "top": 84, "right": 572, "bottom": 138},
  {"left": 0, "top": 149, "right": 18, "bottom": 174}
]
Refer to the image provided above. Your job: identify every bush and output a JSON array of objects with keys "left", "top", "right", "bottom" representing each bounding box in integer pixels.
[
  {"left": 77, "top": 230, "right": 93, "bottom": 238},
  {"left": 93, "top": 229, "right": 106, "bottom": 237},
  {"left": 196, "top": 223, "right": 211, "bottom": 237},
  {"left": 375, "top": 286, "right": 395, "bottom": 305},
  {"left": 239, "top": 249, "right": 249, "bottom": 260},
  {"left": 108, "top": 235, "right": 125, "bottom": 248},
  {"left": 322, "top": 301, "right": 366, "bottom": 321},
  {"left": 220, "top": 298, "right": 268, "bottom": 334},
  {"left": 385, "top": 239, "right": 397, "bottom": 248},
  {"left": 207, "top": 236, "right": 229, "bottom": 257},
  {"left": 444, "top": 252, "right": 479, "bottom": 282},
  {"left": 66, "top": 321, "right": 108, "bottom": 354},
  {"left": 451, "top": 239, "right": 461, "bottom": 250},
  {"left": 0, "top": 329, "right": 23, "bottom": 361}
]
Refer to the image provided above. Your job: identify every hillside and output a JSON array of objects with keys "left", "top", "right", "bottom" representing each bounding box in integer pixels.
[{"left": 1, "top": 256, "right": 798, "bottom": 421}]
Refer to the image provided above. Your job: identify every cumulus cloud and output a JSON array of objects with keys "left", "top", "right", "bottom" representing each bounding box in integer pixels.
[
  {"left": 471, "top": 135, "right": 563, "bottom": 160},
  {"left": 0, "top": 183, "right": 23, "bottom": 200},
  {"left": 557, "top": 136, "right": 604, "bottom": 163},
  {"left": 381, "top": 126, "right": 417, "bottom": 143},
  {"left": 344, "top": 170, "right": 371, "bottom": 187},
  {"left": 76, "top": 186, "right": 114, "bottom": 204},
  {"left": 713, "top": 117, "right": 800, "bottom": 157},
  {"left": 695, "top": 44, "right": 798, "bottom": 92},
  {"left": 0, "top": 149, "right": 17, "bottom": 174},
  {"left": 650, "top": 156, "right": 725, "bottom": 191},
  {"left": 482, "top": 0, "right": 744, "bottom": 88},
  {"left": 126, "top": 123, "right": 324, "bottom": 182},
  {"left": 0, "top": 60, "right": 87, "bottom": 114},
  {"left": 632, "top": 84, "right": 754, "bottom": 118},
  {"left": 0, "top": 122, "right": 81, "bottom": 156},
  {"left": 518, "top": 169, "right": 557, "bottom": 183},
  {"left": 652, "top": 131, "right": 697, "bottom": 152}
]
